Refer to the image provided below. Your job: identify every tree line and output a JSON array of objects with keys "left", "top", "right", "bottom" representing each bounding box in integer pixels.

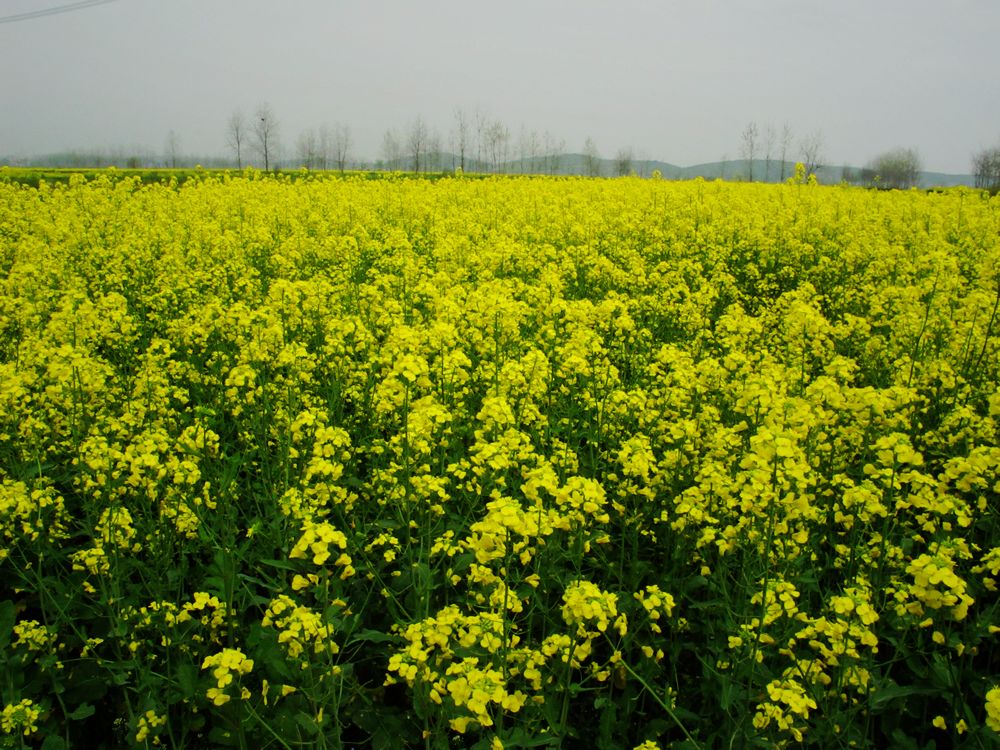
[
  {"left": 7, "top": 103, "right": 998, "bottom": 189},
  {"left": 738, "top": 119, "right": 1000, "bottom": 191}
]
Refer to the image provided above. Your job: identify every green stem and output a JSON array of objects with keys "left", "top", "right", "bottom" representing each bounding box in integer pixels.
[{"left": 617, "top": 657, "right": 701, "bottom": 748}]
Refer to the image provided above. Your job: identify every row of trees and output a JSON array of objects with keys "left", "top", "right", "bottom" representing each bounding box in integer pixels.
[
  {"left": 737, "top": 121, "right": 1000, "bottom": 192},
  {"left": 39, "top": 102, "right": 989, "bottom": 185},
  {"left": 739, "top": 122, "right": 823, "bottom": 182},
  {"left": 857, "top": 147, "right": 922, "bottom": 190},
  {"left": 379, "top": 110, "right": 572, "bottom": 175},
  {"left": 973, "top": 144, "right": 1000, "bottom": 192},
  {"left": 220, "top": 108, "right": 670, "bottom": 177},
  {"left": 225, "top": 104, "right": 280, "bottom": 171}
]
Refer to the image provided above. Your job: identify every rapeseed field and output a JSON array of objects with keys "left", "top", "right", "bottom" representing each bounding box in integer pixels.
[{"left": 1, "top": 169, "right": 999, "bottom": 748}]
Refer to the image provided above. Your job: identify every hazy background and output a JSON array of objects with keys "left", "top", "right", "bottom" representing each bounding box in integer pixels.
[{"left": 2, "top": 0, "right": 998, "bottom": 173}]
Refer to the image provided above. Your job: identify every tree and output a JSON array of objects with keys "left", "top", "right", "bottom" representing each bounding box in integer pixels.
[
  {"left": 615, "top": 146, "right": 634, "bottom": 177},
  {"left": 583, "top": 137, "right": 601, "bottom": 177},
  {"left": 452, "top": 108, "right": 471, "bottom": 172},
  {"left": 226, "top": 111, "right": 247, "bottom": 169},
  {"left": 382, "top": 128, "right": 403, "bottom": 170},
  {"left": 841, "top": 166, "right": 861, "bottom": 185},
  {"left": 295, "top": 128, "right": 319, "bottom": 169},
  {"left": 253, "top": 103, "right": 279, "bottom": 171},
  {"left": 335, "top": 123, "right": 352, "bottom": 172},
  {"left": 779, "top": 123, "right": 793, "bottom": 181},
  {"left": 516, "top": 126, "right": 537, "bottom": 174},
  {"left": 523, "top": 129, "right": 541, "bottom": 174},
  {"left": 866, "top": 147, "right": 922, "bottom": 189},
  {"left": 740, "top": 121, "right": 758, "bottom": 181},
  {"left": 316, "top": 125, "right": 332, "bottom": 170},
  {"left": 972, "top": 145, "right": 1000, "bottom": 192},
  {"left": 634, "top": 148, "right": 652, "bottom": 178},
  {"left": 542, "top": 131, "right": 564, "bottom": 175},
  {"left": 763, "top": 123, "right": 775, "bottom": 182},
  {"left": 485, "top": 120, "right": 510, "bottom": 173},
  {"left": 799, "top": 130, "right": 824, "bottom": 179},
  {"left": 426, "top": 128, "right": 443, "bottom": 172},
  {"left": 406, "top": 116, "right": 429, "bottom": 173},
  {"left": 164, "top": 130, "right": 181, "bottom": 168},
  {"left": 475, "top": 108, "right": 490, "bottom": 171}
]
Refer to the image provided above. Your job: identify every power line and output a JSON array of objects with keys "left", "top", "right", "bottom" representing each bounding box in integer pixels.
[{"left": 0, "top": 0, "right": 120, "bottom": 25}]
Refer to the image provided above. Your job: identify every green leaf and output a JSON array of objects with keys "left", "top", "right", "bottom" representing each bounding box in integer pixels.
[
  {"left": 348, "top": 628, "right": 396, "bottom": 645},
  {"left": 0, "top": 600, "right": 15, "bottom": 650},
  {"left": 719, "top": 674, "right": 734, "bottom": 711},
  {"left": 929, "top": 654, "right": 954, "bottom": 690},
  {"left": 67, "top": 702, "right": 95, "bottom": 721},
  {"left": 260, "top": 558, "right": 298, "bottom": 572},
  {"left": 202, "top": 576, "right": 226, "bottom": 596},
  {"left": 176, "top": 663, "right": 199, "bottom": 699},
  {"left": 890, "top": 728, "right": 920, "bottom": 750},
  {"left": 294, "top": 711, "right": 320, "bottom": 737},
  {"left": 41, "top": 736, "right": 68, "bottom": 750},
  {"left": 206, "top": 726, "right": 240, "bottom": 747},
  {"left": 503, "top": 728, "right": 561, "bottom": 749},
  {"left": 597, "top": 695, "right": 620, "bottom": 750}
]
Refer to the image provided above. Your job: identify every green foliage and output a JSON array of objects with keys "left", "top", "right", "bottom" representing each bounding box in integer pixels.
[{"left": 1, "top": 174, "right": 999, "bottom": 748}]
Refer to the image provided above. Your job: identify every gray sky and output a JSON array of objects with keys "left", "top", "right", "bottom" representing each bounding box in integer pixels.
[{"left": 2, "top": 0, "right": 998, "bottom": 173}]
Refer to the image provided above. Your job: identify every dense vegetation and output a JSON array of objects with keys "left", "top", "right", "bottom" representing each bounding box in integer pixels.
[{"left": 1, "top": 171, "right": 999, "bottom": 748}]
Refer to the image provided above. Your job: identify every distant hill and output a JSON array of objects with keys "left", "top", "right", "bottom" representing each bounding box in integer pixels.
[
  {"left": 4, "top": 151, "right": 976, "bottom": 188},
  {"left": 465, "top": 153, "right": 976, "bottom": 188}
]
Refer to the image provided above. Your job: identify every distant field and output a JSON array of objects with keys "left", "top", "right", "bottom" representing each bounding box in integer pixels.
[
  {"left": 1, "top": 171, "right": 999, "bottom": 748},
  {"left": 0, "top": 166, "right": 483, "bottom": 188}
]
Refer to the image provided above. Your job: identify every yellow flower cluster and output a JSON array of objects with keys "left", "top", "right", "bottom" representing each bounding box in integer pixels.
[
  {"left": 561, "top": 580, "right": 627, "bottom": 637},
  {"left": 1, "top": 699, "right": 41, "bottom": 737},
  {"left": 135, "top": 709, "right": 167, "bottom": 745},
  {"left": 262, "top": 594, "right": 339, "bottom": 665},
  {"left": 752, "top": 677, "right": 818, "bottom": 742},
  {"left": 634, "top": 585, "right": 676, "bottom": 635},
  {"left": 903, "top": 543, "right": 975, "bottom": 621},
  {"left": 201, "top": 648, "right": 254, "bottom": 706},
  {"left": 3, "top": 171, "right": 1000, "bottom": 746},
  {"left": 289, "top": 520, "right": 355, "bottom": 577},
  {"left": 987, "top": 686, "right": 1000, "bottom": 733},
  {"left": 0, "top": 480, "right": 68, "bottom": 554},
  {"left": 13, "top": 620, "right": 57, "bottom": 654}
]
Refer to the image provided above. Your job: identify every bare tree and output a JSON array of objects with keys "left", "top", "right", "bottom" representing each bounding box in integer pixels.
[
  {"left": 253, "top": 103, "right": 279, "bottom": 171},
  {"left": 542, "top": 131, "right": 564, "bottom": 175},
  {"left": 763, "top": 123, "right": 775, "bottom": 182},
  {"left": 450, "top": 108, "right": 472, "bottom": 172},
  {"left": 523, "top": 129, "right": 541, "bottom": 174},
  {"left": 405, "top": 116, "right": 430, "bottom": 173},
  {"left": 226, "top": 111, "right": 247, "bottom": 169},
  {"left": 517, "top": 125, "right": 530, "bottom": 174},
  {"left": 485, "top": 119, "right": 510, "bottom": 173},
  {"left": 316, "top": 125, "right": 331, "bottom": 170},
  {"left": 779, "top": 123, "right": 793, "bottom": 181},
  {"left": 740, "top": 121, "right": 758, "bottom": 182},
  {"left": 327, "top": 123, "right": 352, "bottom": 172},
  {"left": 615, "top": 146, "right": 634, "bottom": 177},
  {"left": 634, "top": 147, "right": 652, "bottom": 178},
  {"left": 973, "top": 145, "right": 1000, "bottom": 192},
  {"left": 583, "top": 137, "right": 601, "bottom": 177},
  {"left": 382, "top": 128, "right": 402, "bottom": 170},
  {"left": 799, "top": 130, "right": 824, "bottom": 179},
  {"left": 475, "top": 108, "right": 490, "bottom": 172},
  {"left": 296, "top": 128, "right": 319, "bottom": 169},
  {"left": 164, "top": 130, "right": 181, "bottom": 168},
  {"left": 426, "top": 128, "right": 444, "bottom": 172}
]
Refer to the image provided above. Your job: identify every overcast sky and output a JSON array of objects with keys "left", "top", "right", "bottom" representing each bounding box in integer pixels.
[{"left": 2, "top": 0, "right": 998, "bottom": 173}]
